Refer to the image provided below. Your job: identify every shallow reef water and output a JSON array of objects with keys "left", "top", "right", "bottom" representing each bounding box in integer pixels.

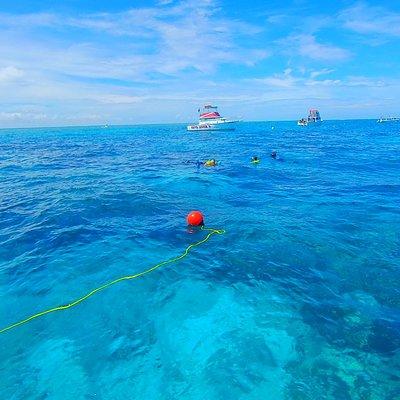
[{"left": 0, "top": 121, "right": 399, "bottom": 399}]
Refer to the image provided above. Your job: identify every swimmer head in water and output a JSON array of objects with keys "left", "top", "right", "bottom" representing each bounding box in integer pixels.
[
  {"left": 204, "top": 159, "right": 217, "bottom": 167},
  {"left": 251, "top": 156, "right": 260, "bottom": 163}
]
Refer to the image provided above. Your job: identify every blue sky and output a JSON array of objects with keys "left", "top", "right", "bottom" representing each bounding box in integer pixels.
[{"left": 1, "top": 0, "right": 400, "bottom": 127}]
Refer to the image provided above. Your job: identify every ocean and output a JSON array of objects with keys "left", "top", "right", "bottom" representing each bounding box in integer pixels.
[{"left": 0, "top": 121, "right": 399, "bottom": 399}]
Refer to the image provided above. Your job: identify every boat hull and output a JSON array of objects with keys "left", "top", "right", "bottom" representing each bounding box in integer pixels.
[
  {"left": 187, "top": 121, "right": 237, "bottom": 131},
  {"left": 377, "top": 118, "right": 399, "bottom": 123},
  {"left": 298, "top": 120, "right": 323, "bottom": 126}
]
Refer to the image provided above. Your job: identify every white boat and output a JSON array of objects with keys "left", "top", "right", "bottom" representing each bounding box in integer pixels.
[
  {"left": 297, "top": 109, "right": 322, "bottom": 126},
  {"left": 187, "top": 105, "right": 238, "bottom": 131},
  {"left": 377, "top": 116, "right": 400, "bottom": 123},
  {"left": 297, "top": 118, "right": 308, "bottom": 126},
  {"left": 307, "top": 109, "right": 322, "bottom": 123}
]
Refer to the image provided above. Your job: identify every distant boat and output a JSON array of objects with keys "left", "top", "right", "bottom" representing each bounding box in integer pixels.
[
  {"left": 307, "top": 109, "right": 322, "bottom": 123},
  {"left": 297, "top": 109, "right": 322, "bottom": 126},
  {"left": 297, "top": 118, "right": 308, "bottom": 126},
  {"left": 377, "top": 116, "right": 399, "bottom": 123},
  {"left": 187, "top": 105, "right": 239, "bottom": 131}
]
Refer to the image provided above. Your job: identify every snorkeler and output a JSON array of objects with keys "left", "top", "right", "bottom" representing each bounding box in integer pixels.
[
  {"left": 185, "top": 160, "right": 216, "bottom": 168},
  {"left": 271, "top": 150, "right": 284, "bottom": 161},
  {"left": 204, "top": 159, "right": 217, "bottom": 167},
  {"left": 251, "top": 156, "right": 260, "bottom": 164}
]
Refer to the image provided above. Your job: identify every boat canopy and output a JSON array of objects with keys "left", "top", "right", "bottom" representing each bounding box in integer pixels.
[
  {"left": 308, "top": 109, "right": 321, "bottom": 122},
  {"left": 199, "top": 104, "right": 221, "bottom": 119}
]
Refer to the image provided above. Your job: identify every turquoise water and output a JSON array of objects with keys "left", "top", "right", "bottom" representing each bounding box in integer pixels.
[{"left": 0, "top": 121, "right": 399, "bottom": 399}]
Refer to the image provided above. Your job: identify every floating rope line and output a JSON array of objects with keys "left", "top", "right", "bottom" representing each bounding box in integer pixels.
[{"left": 0, "top": 226, "right": 225, "bottom": 334}]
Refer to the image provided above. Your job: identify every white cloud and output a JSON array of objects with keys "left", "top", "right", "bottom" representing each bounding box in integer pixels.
[
  {"left": 95, "top": 94, "right": 143, "bottom": 104},
  {"left": 251, "top": 70, "right": 391, "bottom": 93},
  {"left": 0, "top": 1, "right": 266, "bottom": 78},
  {"left": 340, "top": 3, "right": 400, "bottom": 37},
  {"left": 158, "top": 0, "right": 175, "bottom": 5},
  {"left": 0, "top": 111, "right": 48, "bottom": 121},
  {"left": 343, "top": 76, "right": 387, "bottom": 87},
  {"left": 310, "top": 68, "right": 335, "bottom": 79},
  {"left": 280, "top": 34, "right": 351, "bottom": 61},
  {"left": 254, "top": 69, "right": 299, "bottom": 88},
  {"left": 0, "top": 66, "right": 23, "bottom": 82}
]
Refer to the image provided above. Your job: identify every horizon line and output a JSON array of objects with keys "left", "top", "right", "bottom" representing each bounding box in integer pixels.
[{"left": 0, "top": 117, "right": 382, "bottom": 131}]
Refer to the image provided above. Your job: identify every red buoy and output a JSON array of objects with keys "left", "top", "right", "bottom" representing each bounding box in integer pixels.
[{"left": 187, "top": 211, "right": 204, "bottom": 226}]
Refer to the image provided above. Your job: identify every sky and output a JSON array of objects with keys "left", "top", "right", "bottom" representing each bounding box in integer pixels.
[{"left": 0, "top": 0, "right": 400, "bottom": 127}]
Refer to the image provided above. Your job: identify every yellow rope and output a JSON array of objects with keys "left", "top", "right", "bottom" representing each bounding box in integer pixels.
[{"left": 0, "top": 226, "right": 225, "bottom": 334}]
